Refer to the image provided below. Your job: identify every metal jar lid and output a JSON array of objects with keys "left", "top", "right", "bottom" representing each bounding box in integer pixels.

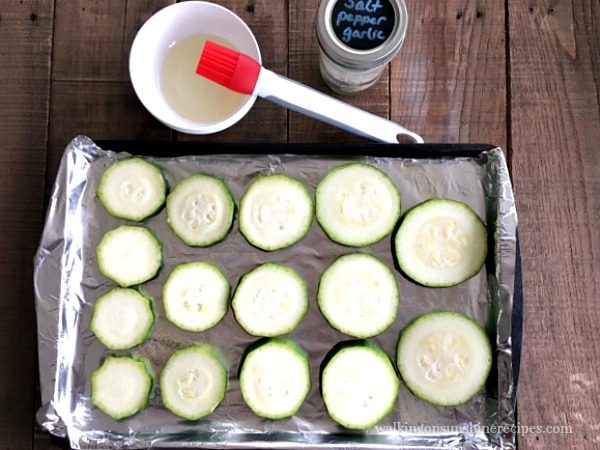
[{"left": 316, "top": 0, "right": 408, "bottom": 69}]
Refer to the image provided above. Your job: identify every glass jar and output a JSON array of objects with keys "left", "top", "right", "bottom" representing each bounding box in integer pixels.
[{"left": 316, "top": 0, "right": 408, "bottom": 94}]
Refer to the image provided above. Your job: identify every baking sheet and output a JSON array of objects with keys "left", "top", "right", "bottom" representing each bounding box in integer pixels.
[{"left": 35, "top": 135, "right": 520, "bottom": 449}]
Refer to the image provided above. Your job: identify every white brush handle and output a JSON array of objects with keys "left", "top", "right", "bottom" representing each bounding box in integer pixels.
[{"left": 255, "top": 69, "right": 423, "bottom": 144}]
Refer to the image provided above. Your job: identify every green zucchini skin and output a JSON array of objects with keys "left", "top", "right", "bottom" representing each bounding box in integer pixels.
[
  {"left": 97, "top": 158, "right": 167, "bottom": 222},
  {"left": 394, "top": 198, "right": 488, "bottom": 287},
  {"left": 166, "top": 174, "right": 235, "bottom": 247},
  {"left": 239, "top": 174, "right": 314, "bottom": 251},
  {"left": 232, "top": 262, "right": 309, "bottom": 337},
  {"left": 90, "top": 287, "right": 154, "bottom": 350},
  {"left": 396, "top": 311, "right": 492, "bottom": 406},
  {"left": 317, "top": 253, "right": 399, "bottom": 339},
  {"left": 96, "top": 225, "right": 163, "bottom": 287},
  {"left": 91, "top": 355, "right": 153, "bottom": 420},
  {"left": 316, "top": 163, "right": 401, "bottom": 247},
  {"left": 160, "top": 344, "right": 228, "bottom": 420},
  {"left": 239, "top": 338, "right": 311, "bottom": 419},
  {"left": 162, "top": 262, "right": 230, "bottom": 333},
  {"left": 321, "top": 340, "right": 399, "bottom": 430}
]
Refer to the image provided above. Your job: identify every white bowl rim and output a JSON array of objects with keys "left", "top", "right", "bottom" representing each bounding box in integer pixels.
[{"left": 129, "top": 1, "right": 261, "bottom": 135}]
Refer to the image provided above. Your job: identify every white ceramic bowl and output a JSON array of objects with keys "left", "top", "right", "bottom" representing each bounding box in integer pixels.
[{"left": 129, "top": 1, "right": 261, "bottom": 134}]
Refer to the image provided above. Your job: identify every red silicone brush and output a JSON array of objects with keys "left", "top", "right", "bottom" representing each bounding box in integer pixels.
[{"left": 196, "top": 40, "right": 423, "bottom": 143}]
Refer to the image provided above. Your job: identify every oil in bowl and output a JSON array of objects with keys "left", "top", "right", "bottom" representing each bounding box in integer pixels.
[{"left": 160, "top": 34, "right": 249, "bottom": 124}]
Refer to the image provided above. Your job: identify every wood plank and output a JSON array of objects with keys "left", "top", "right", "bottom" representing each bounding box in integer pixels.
[
  {"left": 176, "top": 0, "right": 288, "bottom": 143},
  {"left": 53, "top": 0, "right": 175, "bottom": 82},
  {"left": 52, "top": 0, "right": 125, "bottom": 81},
  {"left": 288, "top": 0, "right": 389, "bottom": 143},
  {"left": 0, "top": 0, "right": 54, "bottom": 447},
  {"left": 392, "top": 1, "right": 506, "bottom": 146},
  {"left": 509, "top": 1, "right": 600, "bottom": 449},
  {"left": 47, "top": 81, "right": 172, "bottom": 192}
]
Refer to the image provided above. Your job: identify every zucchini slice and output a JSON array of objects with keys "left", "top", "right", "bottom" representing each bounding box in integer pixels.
[
  {"left": 90, "top": 288, "right": 154, "bottom": 350},
  {"left": 317, "top": 253, "right": 399, "bottom": 338},
  {"left": 160, "top": 345, "right": 227, "bottom": 420},
  {"left": 321, "top": 342, "right": 399, "bottom": 430},
  {"left": 240, "top": 339, "right": 311, "bottom": 419},
  {"left": 396, "top": 311, "right": 492, "bottom": 406},
  {"left": 91, "top": 355, "right": 152, "bottom": 420},
  {"left": 167, "top": 174, "right": 234, "bottom": 247},
  {"left": 96, "top": 225, "right": 162, "bottom": 287},
  {"left": 394, "top": 198, "right": 487, "bottom": 287},
  {"left": 239, "top": 174, "right": 314, "bottom": 251},
  {"left": 232, "top": 263, "right": 308, "bottom": 337},
  {"left": 97, "top": 158, "right": 167, "bottom": 221},
  {"left": 162, "top": 262, "right": 229, "bottom": 332},
  {"left": 316, "top": 163, "right": 401, "bottom": 247}
]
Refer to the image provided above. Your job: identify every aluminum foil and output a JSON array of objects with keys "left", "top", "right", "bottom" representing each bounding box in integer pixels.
[{"left": 35, "top": 135, "right": 520, "bottom": 449}]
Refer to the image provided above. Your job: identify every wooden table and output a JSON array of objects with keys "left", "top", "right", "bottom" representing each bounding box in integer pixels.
[{"left": 1, "top": 1, "right": 598, "bottom": 449}]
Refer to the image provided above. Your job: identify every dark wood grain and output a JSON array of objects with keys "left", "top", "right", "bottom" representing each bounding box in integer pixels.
[
  {"left": 0, "top": 0, "right": 54, "bottom": 447},
  {"left": 288, "top": 0, "right": 390, "bottom": 143},
  {"left": 53, "top": 0, "right": 175, "bottom": 82},
  {"left": 47, "top": 81, "right": 172, "bottom": 191},
  {"left": 52, "top": 0, "right": 127, "bottom": 81},
  {"left": 392, "top": 0, "right": 507, "bottom": 146},
  {"left": 509, "top": 1, "right": 600, "bottom": 449}
]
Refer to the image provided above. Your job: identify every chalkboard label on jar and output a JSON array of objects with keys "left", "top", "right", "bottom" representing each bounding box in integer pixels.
[{"left": 331, "top": 0, "right": 396, "bottom": 51}]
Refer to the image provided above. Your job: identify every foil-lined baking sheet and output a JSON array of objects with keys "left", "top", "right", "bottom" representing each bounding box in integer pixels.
[{"left": 35, "top": 135, "right": 520, "bottom": 449}]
